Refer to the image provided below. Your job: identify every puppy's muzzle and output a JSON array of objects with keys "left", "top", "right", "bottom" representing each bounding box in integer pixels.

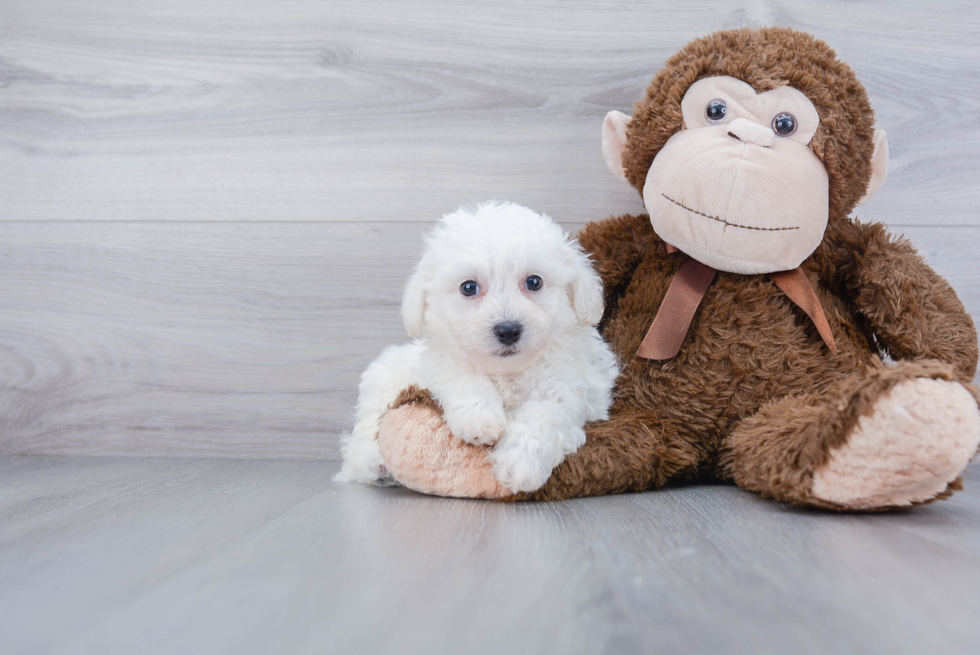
[{"left": 493, "top": 321, "right": 522, "bottom": 346}]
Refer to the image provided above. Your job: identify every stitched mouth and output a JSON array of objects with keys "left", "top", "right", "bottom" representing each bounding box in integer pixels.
[{"left": 661, "top": 193, "right": 800, "bottom": 232}]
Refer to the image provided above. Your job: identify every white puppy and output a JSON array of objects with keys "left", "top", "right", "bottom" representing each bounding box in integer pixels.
[{"left": 337, "top": 201, "right": 619, "bottom": 493}]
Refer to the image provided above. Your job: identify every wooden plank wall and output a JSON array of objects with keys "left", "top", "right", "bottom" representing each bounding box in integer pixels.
[{"left": 1, "top": 0, "right": 978, "bottom": 460}]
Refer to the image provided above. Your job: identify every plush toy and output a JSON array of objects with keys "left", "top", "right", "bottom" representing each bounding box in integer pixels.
[{"left": 375, "top": 27, "right": 980, "bottom": 510}]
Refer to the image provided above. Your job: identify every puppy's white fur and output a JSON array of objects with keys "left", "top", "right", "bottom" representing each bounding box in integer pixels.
[{"left": 337, "top": 201, "right": 619, "bottom": 493}]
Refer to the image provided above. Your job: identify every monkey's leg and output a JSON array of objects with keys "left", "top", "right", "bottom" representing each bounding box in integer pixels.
[
  {"left": 377, "top": 387, "right": 707, "bottom": 501},
  {"left": 524, "top": 408, "right": 707, "bottom": 501},
  {"left": 721, "top": 360, "right": 980, "bottom": 510}
]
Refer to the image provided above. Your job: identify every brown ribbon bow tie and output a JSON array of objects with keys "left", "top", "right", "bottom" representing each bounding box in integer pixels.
[{"left": 636, "top": 245, "right": 837, "bottom": 360}]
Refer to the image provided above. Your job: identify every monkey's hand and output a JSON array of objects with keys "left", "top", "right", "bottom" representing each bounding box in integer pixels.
[
  {"left": 577, "top": 213, "right": 659, "bottom": 327},
  {"left": 845, "top": 221, "right": 978, "bottom": 382}
]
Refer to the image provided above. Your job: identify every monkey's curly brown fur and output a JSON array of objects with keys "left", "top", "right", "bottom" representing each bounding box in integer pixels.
[{"left": 384, "top": 27, "right": 979, "bottom": 509}]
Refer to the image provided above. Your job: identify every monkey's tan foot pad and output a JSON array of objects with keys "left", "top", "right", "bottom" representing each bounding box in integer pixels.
[
  {"left": 812, "top": 378, "right": 980, "bottom": 510},
  {"left": 378, "top": 402, "right": 512, "bottom": 499}
]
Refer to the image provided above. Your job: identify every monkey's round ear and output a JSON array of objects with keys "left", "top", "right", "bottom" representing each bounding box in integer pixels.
[
  {"left": 602, "top": 110, "right": 632, "bottom": 181},
  {"left": 401, "top": 265, "right": 427, "bottom": 338},
  {"left": 856, "top": 129, "right": 889, "bottom": 206}
]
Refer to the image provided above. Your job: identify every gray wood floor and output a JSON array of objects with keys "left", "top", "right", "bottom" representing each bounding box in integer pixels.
[
  {"left": 3, "top": 1, "right": 980, "bottom": 653},
  {"left": 1, "top": 456, "right": 979, "bottom": 654}
]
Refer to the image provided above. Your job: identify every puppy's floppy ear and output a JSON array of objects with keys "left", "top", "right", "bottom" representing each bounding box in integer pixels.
[
  {"left": 566, "top": 250, "right": 605, "bottom": 326},
  {"left": 401, "top": 263, "right": 428, "bottom": 338}
]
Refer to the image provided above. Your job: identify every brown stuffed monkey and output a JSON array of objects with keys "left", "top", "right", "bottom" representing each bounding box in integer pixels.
[{"left": 376, "top": 27, "right": 980, "bottom": 510}]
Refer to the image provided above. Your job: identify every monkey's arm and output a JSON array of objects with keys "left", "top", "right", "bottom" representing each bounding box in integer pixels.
[
  {"left": 576, "top": 213, "right": 658, "bottom": 327},
  {"left": 841, "top": 221, "right": 978, "bottom": 381}
]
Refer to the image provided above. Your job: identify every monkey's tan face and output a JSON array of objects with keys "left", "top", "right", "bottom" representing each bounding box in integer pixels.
[{"left": 644, "top": 76, "right": 829, "bottom": 274}]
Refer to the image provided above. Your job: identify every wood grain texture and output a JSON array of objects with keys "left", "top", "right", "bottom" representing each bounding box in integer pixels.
[
  {"left": 1, "top": 456, "right": 979, "bottom": 654},
  {"left": 0, "top": 221, "right": 420, "bottom": 458},
  {"left": 0, "top": 0, "right": 978, "bottom": 225},
  {"left": 3, "top": 4, "right": 979, "bottom": 651},
  {"left": 1, "top": 0, "right": 979, "bottom": 458},
  {"left": 0, "top": 221, "right": 976, "bottom": 459}
]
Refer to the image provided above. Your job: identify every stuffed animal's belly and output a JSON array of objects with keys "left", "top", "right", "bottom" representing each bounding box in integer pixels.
[{"left": 611, "top": 275, "right": 873, "bottom": 423}]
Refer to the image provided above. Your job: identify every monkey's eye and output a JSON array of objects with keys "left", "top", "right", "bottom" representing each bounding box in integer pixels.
[
  {"left": 460, "top": 280, "right": 480, "bottom": 297},
  {"left": 772, "top": 112, "right": 797, "bottom": 136},
  {"left": 524, "top": 275, "right": 543, "bottom": 291},
  {"left": 705, "top": 99, "right": 728, "bottom": 123}
]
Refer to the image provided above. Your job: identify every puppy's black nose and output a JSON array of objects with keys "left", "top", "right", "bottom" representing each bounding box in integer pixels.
[{"left": 493, "top": 321, "right": 522, "bottom": 346}]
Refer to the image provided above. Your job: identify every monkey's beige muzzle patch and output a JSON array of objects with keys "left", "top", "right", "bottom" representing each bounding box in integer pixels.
[{"left": 644, "top": 124, "right": 829, "bottom": 274}]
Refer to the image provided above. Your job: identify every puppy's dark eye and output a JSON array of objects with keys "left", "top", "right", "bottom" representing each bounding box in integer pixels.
[
  {"left": 524, "top": 275, "right": 542, "bottom": 291},
  {"left": 772, "top": 112, "right": 797, "bottom": 136},
  {"left": 706, "top": 99, "right": 727, "bottom": 123},
  {"left": 460, "top": 280, "right": 479, "bottom": 297}
]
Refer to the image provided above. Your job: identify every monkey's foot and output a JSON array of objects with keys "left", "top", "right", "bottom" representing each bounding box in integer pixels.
[
  {"left": 811, "top": 378, "right": 980, "bottom": 509},
  {"left": 377, "top": 388, "right": 511, "bottom": 499}
]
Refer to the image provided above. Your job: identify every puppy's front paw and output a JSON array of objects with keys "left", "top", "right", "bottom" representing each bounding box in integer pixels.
[
  {"left": 489, "top": 423, "right": 560, "bottom": 493},
  {"left": 445, "top": 402, "right": 507, "bottom": 446}
]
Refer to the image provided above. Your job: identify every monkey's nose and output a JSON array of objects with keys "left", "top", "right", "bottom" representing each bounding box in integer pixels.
[
  {"left": 727, "top": 117, "right": 775, "bottom": 148},
  {"left": 493, "top": 321, "right": 522, "bottom": 346}
]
